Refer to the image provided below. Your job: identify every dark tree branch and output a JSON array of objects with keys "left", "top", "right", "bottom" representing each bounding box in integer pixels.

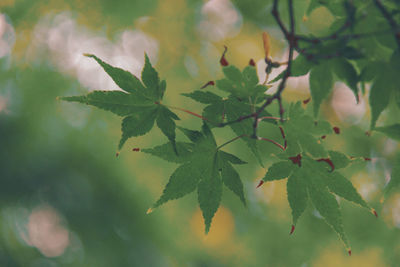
[{"left": 374, "top": 0, "right": 400, "bottom": 49}]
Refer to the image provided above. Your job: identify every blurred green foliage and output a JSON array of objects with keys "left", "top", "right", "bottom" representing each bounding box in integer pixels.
[{"left": 1, "top": 0, "right": 400, "bottom": 266}]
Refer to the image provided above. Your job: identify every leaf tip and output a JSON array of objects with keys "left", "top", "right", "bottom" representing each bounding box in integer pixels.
[
  {"left": 83, "top": 53, "right": 93, "bottom": 58},
  {"left": 256, "top": 180, "right": 264, "bottom": 188},
  {"left": 146, "top": 208, "right": 153, "bottom": 214},
  {"left": 371, "top": 208, "right": 378, "bottom": 218},
  {"left": 204, "top": 224, "right": 211, "bottom": 235},
  {"left": 132, "top": 148, "right": 140, "bottom": 152},
  {"left": 116, "top": 151, "right": 120, "bottom": 158},
  {"left": 249, "top": 59, "right": 256, "bottom": 67},
  {"left": 220, "top": 45, "right": 229, "bottom": 66},
  {"left": 333, "top": 126, "right": 341, "bottom": 134},
  {"left": 302, "top": 98, "right": 311, "bottom": 104},
  {"left": 200, "top": 80, "right": 215, "bottom": 89},
  {"left": 348, "top": 249, "right": 352, "bottom": 256},
  {"left": 290, "top": 225, "right": 295, "bottom": 235}
]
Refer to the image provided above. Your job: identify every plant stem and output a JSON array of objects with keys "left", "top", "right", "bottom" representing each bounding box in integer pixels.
[
  {"left": 216, "top": 134, "right": 247, "bottom": 150},
  {"left": 256, "top": 136, "right": 285, "bottom": 151},
  {"left": 161, "top": 103, "right": 215, "bottom": 124}
]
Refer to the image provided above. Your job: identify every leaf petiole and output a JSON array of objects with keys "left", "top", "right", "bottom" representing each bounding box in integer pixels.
[
  {"left": 159, "top": 103, "right": 216, "bottom": 124},
  {"left": 216, "top": 134, "right": 247, "bottom": 150}
]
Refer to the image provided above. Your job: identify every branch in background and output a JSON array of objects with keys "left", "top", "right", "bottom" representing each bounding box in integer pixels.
[
  {"left": 251, "top": 0, "right": 296, "bottom": 137},
  {"left": 374, "top": 0, "right": 400, "bottom": 49},
  {"left": 170, "top": 0, "right": 400, "bottom": 144}
]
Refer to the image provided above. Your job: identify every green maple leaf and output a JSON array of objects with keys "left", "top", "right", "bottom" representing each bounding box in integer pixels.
[
  {"left": 309, "top": 61, "right": 334, "bottom": 117},
  {"left": 306, "top": 0, "right": 345, "bottom": 16},
  {"left": 258, "top": 103, "right": 375, "bottom": 250},
  {"left": 182, "top": 63, "right": 276, "bottom": 166},
  {"left": 216, "top": 64, "right": 267, "bottom": 102},
  {"left": 384, "top": 153, "right": 400, "bottom": 199},
  {"left": 270, "top": 54, "right": 314, "bottom": 83},
  {"left": 60, "top": 54, "right": 179, "bottom": 152},
  {"left": 368, "top": 52, "right": 400, "bottom": 129},
  {"left": 261, "top": 152, "right": 373, "bottom": 250},
  {"left": 375, "top": 124, "right": 400, "bottom": 141},
  {"left": 331, "top": 58, "right": 359, "bottom": 101},
  {"left": 144, "top": 123, "right": 246, "bottom": 233},
  {"left": 282, "top": 102, "right": 332, "bottom": 157}
]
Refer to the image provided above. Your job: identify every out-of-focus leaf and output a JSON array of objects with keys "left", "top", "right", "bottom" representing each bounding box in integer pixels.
[
  {"left": 369, "top": 71, "right": 394, "bottom": 129},
  {"left": 331, "top": 59, "right": 359, "bottom": 100},
  {"left": 384, "top": 154, "right": 400, "bottom": 198},
  {"left": 270, "top": 55, "right": 314, "bottom": 83},
  {"left": 309, "top": 62, "right": 333, "bottom": 117},
  {"left": 375, "top": 124, "right": 400, "bottom": 140}
]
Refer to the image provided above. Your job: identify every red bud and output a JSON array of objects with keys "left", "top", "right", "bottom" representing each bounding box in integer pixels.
[
  {"left": 200, "top": 81, "right": 215, "bottom": 89},
  {"left": 256, "top": 180, "right": 264, "bottom": 188},
  {"left": 220, "top": 45, "right": 229, "bottom": 66},
  {"left": 321, "top": 135, "right": 326, "bottom": 139},
  {"left": 132, "top": 148, "right": 140, "bottom": 152},
  {"left": 333, "top": 126, "right": 340, "bottom": 134},
  {"left": 116, "top": 152, "right": 120, "bottom": 157},
  {"left": 364, "top": 157, "right": 371, "bottom": 161},
  {"left": 290, "top": 225, "right": 295, "bottom": 235},
  {"left": 303, "top": 98, "right": 311, "bottom": 104},
  {"left": 249, "top": 59, "right": 256, "bottom": 66},
  {"left": 348, "top": 249, "right": 352, "bottom": 256}
]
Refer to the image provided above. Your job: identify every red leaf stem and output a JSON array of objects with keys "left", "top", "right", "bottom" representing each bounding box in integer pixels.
[{"left": 220, "top": 45, "right": 229, "bottom": 66}]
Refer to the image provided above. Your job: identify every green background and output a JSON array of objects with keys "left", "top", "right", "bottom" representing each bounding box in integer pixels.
[{"left": 0, "top": 0, "right": 399, "bottom": 266}]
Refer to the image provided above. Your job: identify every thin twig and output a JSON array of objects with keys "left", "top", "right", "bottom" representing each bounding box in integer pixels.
[
  {"left": 218, "top": 113, "right": 255, "bottom": 127},
  {"left": 163, "top": 104, "right": 216, "bottom": 124},
  {"left": 271, "top": 0, "right": 289, "bottom": 38},
  {"left": 258, "top": 116, "right": 283, "bottom": 121},
  {"left": 250, "top": 0, "right": 296, "bottom": 137},
  {"left": 256, "top": 136, "right": 285, "bottom": 151}
]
